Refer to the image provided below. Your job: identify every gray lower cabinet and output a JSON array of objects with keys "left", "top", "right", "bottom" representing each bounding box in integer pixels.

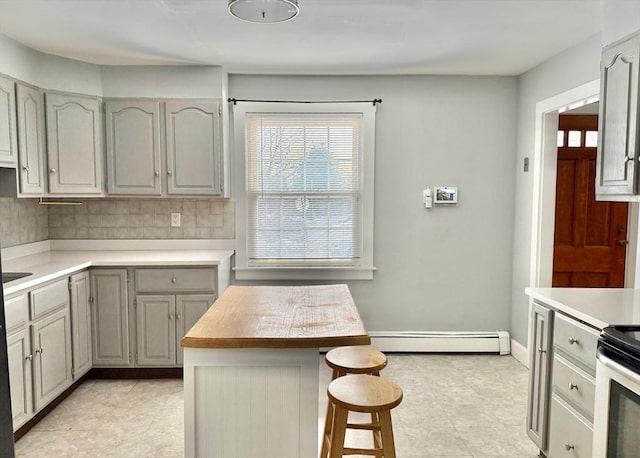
[
  {"left": 596, "top": 31, "right": 640, "bottom": 197},
  {"left": 135, "top": 293, "right": 214, "bottom": 367},
  {"left": 7, "top": 328, "right": 32, "bottom": 430},
  {"left": 90, "top": 269, "right": 130, "bottom": 366},
  {"left": 16, "top": 83, "right": 45, "bottom": 195},
  {"left": 165, "top": 101, "right": 222, "bottom": 195},
  {"left": 527, "top": 301, "right": 554, "bottom": 453},
  {"left": 0, "top": 75, "right": 18, "bottom": 167},
  {"left": 105, "top": 100, "right": 162, "bottom": 195},
  {"left": 45, "top": 92, "right": 103, "bottom": 195},
  {"left": 31, "top": 307, "right": 73, "bottom": 411},
  {"left": 70, "top": 271, "right": 92, "bottom": 378}
]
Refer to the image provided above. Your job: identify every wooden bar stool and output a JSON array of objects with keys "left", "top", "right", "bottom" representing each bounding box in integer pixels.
[
  {"left": 321, "top": 346, "right": 388, "bottom": 458},
  {"left": 325, "top": 346, "right": 388, "bottom": 379},
  {"left": 321, "top": 374, "right": 403, "bottom": 458}
]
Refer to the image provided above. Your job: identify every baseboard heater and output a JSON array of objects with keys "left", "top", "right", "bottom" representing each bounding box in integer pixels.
[{"left": 368, "top": 331, "right": 511, "bottom": 355}]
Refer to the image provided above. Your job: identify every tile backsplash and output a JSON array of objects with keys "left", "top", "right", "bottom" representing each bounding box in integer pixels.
[
  {"left": 0, "top": 198, "right": 50, "bottom": 248},
  {"left": 48, "top": 198, "right": 235, "bottom": 240}
]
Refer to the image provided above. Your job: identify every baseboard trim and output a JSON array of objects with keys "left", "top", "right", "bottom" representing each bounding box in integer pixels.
[
  {"left": 87, "top": 367, "right": 183, "bottom": 379},
  {"left": 510, "top": 338, "right": 529, "bottom": 368},
  {"left": 368, "top": 331, "right": 511, "bottom": 354}
]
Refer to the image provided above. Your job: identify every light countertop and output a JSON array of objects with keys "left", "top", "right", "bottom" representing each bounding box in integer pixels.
[
  {"left": 182, "top": 284, "right": 370, "bottom": 349},
  {"left": 2, "top": 248, "right": 234, "bottom": 296},
  {"left": 525, "top": 287, "right": 640, "bottom": 330}
]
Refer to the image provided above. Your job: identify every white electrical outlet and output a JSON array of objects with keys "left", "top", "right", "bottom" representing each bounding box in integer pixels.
[{"left": 171, "top": 213, "right": 181, "bottom": 227}]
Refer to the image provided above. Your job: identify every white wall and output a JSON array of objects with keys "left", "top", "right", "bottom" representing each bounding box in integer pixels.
[
  {"left": 230, "top": 75, "right": 518, "bottom": 333},
  {"left": 510, "top": 34, "right": 602, "bottom": 345}
]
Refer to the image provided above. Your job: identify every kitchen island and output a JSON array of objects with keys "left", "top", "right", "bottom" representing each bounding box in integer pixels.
[{"left": 181, "top": 284, "right": 370, "bottom": 458}]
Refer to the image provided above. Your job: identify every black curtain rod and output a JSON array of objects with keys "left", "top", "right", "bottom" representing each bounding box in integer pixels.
[{"left": 228, "top": 98, "right": 382, "bottom": 106}]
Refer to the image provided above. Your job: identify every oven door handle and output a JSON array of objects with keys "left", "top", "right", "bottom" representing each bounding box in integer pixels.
[{"left": 597, "top": 347, "right": 640, "bottom": 386}]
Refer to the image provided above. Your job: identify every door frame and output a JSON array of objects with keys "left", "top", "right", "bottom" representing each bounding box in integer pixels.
[{"left": 528, "top": 79, "right": 640, "bottom": 359}]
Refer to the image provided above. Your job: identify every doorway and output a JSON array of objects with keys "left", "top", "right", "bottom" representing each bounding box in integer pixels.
[{"left": 552, "top": 112, "right": 628, "bottom": 287}]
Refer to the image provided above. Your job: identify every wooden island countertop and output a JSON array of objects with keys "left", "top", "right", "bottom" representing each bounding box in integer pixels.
[{"left": 181, "top": 284, "right": 370, "bottom": 349}]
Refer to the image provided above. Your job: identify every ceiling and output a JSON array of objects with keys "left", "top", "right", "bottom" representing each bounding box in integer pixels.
[{"left": 0, "top": 0, "right": 604, "bottom": 75}]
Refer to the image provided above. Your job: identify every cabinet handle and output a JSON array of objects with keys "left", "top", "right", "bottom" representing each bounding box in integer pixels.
[
  {"left": 25, "top": 354, "right": 33, "bottom": 361},
  {"left": 50, "top": 168, "right": 56, "bottom": 173},
  {"left": 625, "top": 155, "right": 633, "bottom": 163},
  {"left": 35, "top": 348, "right": 43, "bottom": 355},
  {"left": 537, "top": 347, "right": 546, "bottom": 353},
  {"left": 568, "top": 337, "right": 579, "bottom": 345},
  {"left": 568, "top": 382, "right": 578, "bottom": 391},
  {"left": 565, "top": 443, "right": 575, "bottom": 451}
]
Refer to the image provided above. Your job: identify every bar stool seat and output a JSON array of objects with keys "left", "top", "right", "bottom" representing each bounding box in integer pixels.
[
  {"left": 322, "top": 374, "right": 403, "bottom": 458},
  {"left": 325, "top": 346, "right": 388, "bottom": 379}
]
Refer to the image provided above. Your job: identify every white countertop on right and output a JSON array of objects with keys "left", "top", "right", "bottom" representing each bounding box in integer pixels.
[{"left": 525, "top": 287, "right": 640, "bottom": 330}]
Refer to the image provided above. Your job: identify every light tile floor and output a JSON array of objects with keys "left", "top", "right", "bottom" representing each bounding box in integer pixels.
[{"left": 16, "top": 354, "right": 539, "bottom": 458}]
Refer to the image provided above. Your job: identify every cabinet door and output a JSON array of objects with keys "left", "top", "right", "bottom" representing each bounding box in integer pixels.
[
  {"left": 597, "top": 34, "right": 640, "bottom": 196},
  {"left": 527, "top": 302, "right": 554, "bottom": 452},
  {"left": 175, "top": 294, "right": 214, "bottom": 365},
  {"left": 0, "top": 75, "right": 17, "bottom": 167},
  {"left": 165, "top": 101, "right": 222, "bottom": 195},
  {"left": 31, "top": 308, "right": 73, "bottom": 411},
  {"left": 136, "top": 295, "right": 175, "bottom": 366},
  {"left": 70, "top": 272, "right": 92, "bottom": 378},
  {"left": 7, "top": 328, "right": 32, "bottom": 430},
  {"left": 90, "top": 269, "right": 130, "bottom": 366},
  {"left": 45, "top": 93, "right": 103, "bottom": 195},
  {"left": 105, "top": 100, "right": 162, "bottom": 195},
  {"left": 16, "top": 83, "right": 45, "bottom": 195}
]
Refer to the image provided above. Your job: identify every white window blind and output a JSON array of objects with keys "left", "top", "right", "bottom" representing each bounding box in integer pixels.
[{"left": 246, "top": 113, "right": 363, "bottom": 266}]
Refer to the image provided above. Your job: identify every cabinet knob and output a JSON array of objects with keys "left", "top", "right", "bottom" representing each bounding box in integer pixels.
[
  {"left": 568, "top": 382, "right": 578, "bottom": 391},
  {"left": 25, "top": 354, "right": 33, "bottom": 361},
  {"left": 625, "top": 155, "right": 633, "bottom": 163},
  {"left": 154, "top": 171, "right": 160, "bottom": 177},
  {"left": 50, "top": 168, "right": 56, "bottom": 173},
  {"left": 167, "top": 170, "right": 173, "bottom": 175},
  {"left": 171, "top": 277, "right": 177, "bottom": 284},
  {"left": 22, "top": 165, "right": 29, "bottom": 172},
  {"left": 617, "top": 239, "right": 630, "bottom": 246},
  {"left": 35, "top": 348, "right": 43, "bottom": 355},
  {"left": 537, "top": 347, "right": 546, "bottom": 353},
  {"left": 176, "top": 314, "right": 181, "bottom": 320},
  {"left": 169, "top": 314, "right": 174, "bottom": 320},
  {"left": 565, "top": 443, "right": 575, "bottom": 451},
  {"left": 568, "top": 337, "right": 579, "bottom": 345}
]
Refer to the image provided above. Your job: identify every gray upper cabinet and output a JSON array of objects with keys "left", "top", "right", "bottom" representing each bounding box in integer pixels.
[
  {"left": 90, "top": 269, "right": 130, "bottom": 366},
  {"left": 16, "top": 83, "right": 45, "bottom": 195},
  {"left": 45, "top": 93, "right": 103, "bottom": 195},
  {"left": 0, "top": 75, "right": 18, "bottom": 167},
  {"left": 165, "top": 101, "right": 222, "bottom": 195},
  {"left": 597, "top": 32, "right": 640, "bottom": 197},
  {"left": 105, "top": 100, "right": 162, "bottom": 195}
]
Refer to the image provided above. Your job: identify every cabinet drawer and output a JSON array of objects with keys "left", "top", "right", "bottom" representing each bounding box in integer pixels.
[
  {"left": 135, "top": 268, "right": 216, "bottom": 293},
  {"left": 552, "top": 354, "right": 595, "bottom": 420},
  {"left": 4, "top": 294, "right": 28, "bottom": 333},
  {"left": 29, "top": 279, "right": 69, "bottom": 320},
  {"left": 554, "top": 314, "right": 598, "bottom": 371},
  {"left": 548, "top": 394, "right": 592, "bottom": 458}
]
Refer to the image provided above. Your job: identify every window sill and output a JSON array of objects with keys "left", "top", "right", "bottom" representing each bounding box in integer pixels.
[{"left": 233, "top": 266, "right": 376, "bottom": 281}]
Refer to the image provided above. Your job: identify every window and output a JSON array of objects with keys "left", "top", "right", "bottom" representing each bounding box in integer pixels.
[{"left": 232, "top": 103, "right": 376, "bottom": 280}]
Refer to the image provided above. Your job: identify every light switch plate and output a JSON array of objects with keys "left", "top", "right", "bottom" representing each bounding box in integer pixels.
[{"left": 171, "top": 213, "right": 181, "bottom": 227}]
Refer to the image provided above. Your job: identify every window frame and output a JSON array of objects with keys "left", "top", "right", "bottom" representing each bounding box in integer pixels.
[{"left": 232, "top": 102, "right": 376, "bottom": 280}]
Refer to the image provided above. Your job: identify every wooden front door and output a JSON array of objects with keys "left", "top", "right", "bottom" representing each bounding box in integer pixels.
[{"left": 552, "top": 115, "right": 628, "bottom": 287}]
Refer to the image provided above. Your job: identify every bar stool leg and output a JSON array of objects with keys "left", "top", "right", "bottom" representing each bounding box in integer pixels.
[
  {"left": 378, "top": 409, "right": 396, "bottom": 458},
  {"left": 320, "top": 400, "right": 334, "bottom": 458},
  {"left": 328, "top": 405, "right": 348, "bottom": 458}
]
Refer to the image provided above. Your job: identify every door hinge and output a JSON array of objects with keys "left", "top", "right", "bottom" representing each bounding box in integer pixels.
[
  {"left": 71, "top": 368, "right": 75, "bottom": 377},
  {"left": 218, "top": 105, "right": 222, "bottom": 116},
  {"left": 68, "top": 280, "right": 73, "bottom": 291},
  {"left": 133, "top": 298, "right": 136, "bottom": 308}
]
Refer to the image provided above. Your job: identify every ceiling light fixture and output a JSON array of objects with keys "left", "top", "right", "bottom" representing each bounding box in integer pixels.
[{"left": 228, "top": 0, "right": 299, "bottom": 23}]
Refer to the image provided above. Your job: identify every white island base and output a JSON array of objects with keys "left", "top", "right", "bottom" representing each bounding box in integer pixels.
[{"left": 184, "top": 347, "right": 320, "bottom": 458}]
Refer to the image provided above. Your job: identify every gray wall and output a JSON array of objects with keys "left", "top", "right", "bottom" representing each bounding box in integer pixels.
[
  {"left": 47, "top": 198, "right": 234, "bottom": 240},
  {"left": 230, "top": 75, "right": 518, "bottom": 333},
  {"left": 0, "top": 198, "right": 49, "bottom": 248},
  {"left": 510, "top": 34, "right": 602, "bottom": 345}
]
